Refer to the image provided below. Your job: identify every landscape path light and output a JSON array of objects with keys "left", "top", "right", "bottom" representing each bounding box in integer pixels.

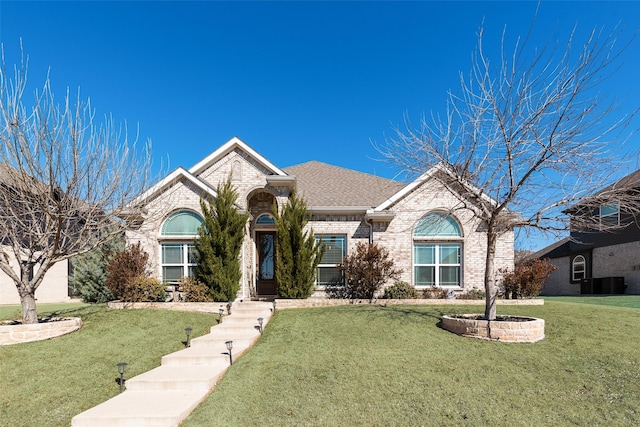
[
  {"left": 226, "top": 301, "right": 232, "bottom": 315},
  {"left": 218, "top": 308, "right": 224, "bottom": 324},
  {"left": 116, "top": 362, "right": 128, "bottom": 393},
  {"left": 184, "top": 327, "right": 192, "bottom": 347},
  {"left": 225, "top": 340, "right": 233, "bottom": 365},
  {"left": 257, "top": 317, "right": 264, "bottom": 334}
]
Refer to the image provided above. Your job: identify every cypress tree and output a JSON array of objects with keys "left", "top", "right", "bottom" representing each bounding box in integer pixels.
[
  {"left": 275, "top": 192, "right": 325, "bottom": 298},
  {"left": 195, "top": 177, "right": 248, "bottom": 301}
]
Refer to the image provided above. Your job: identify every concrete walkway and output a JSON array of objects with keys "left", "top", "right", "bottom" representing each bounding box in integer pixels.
[{"left": 71, "top": 301, "right": 274, "bottom": 427}]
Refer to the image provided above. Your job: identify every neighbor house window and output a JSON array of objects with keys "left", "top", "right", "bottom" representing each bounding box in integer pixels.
[
  {"left": 315, "top": 235, "right": 347, "bottom": 286},
  {"left": 160, "top": 210, "right": 203, "bottom": 284},
  {"left": 572, "top": 255, "right": 586, "bottom": 282},
  {"left": 600, "top": 203, "right": 620, "bottom": 227},
  {"left": 413, "top": 212, "right": 462, "bottom": 287}
]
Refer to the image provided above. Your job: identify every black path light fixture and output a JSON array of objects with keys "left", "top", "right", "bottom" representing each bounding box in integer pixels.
[
  {"left": 257, "top": 317, "right": 264, "bottom": 334},
  {"left": 184, "top": 327, "right": 193, "bottom": 348},
  {"left": 218, "top": 307, "right": 224, "bottom": 324},
  {"left": 225, "top": 340, "right": 233, "bottom": 365},
  {"left": 116, "top": 362, "right": 128, "bottom": 393},
  {"left": 226, "top": 301, "right": 232, "bottom": 315}
]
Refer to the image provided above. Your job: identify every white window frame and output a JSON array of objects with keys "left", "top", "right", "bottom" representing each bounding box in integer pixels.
[
  {"left": 572, "top": 255, "right": 586, "bottom": 282},
  {"left": 315, "top": 234, "right": 347, "bottom": 287},
  {"left": 161, "top": 242, "right": 197, "bottom": 284},
  {"left": 413, "top": 243, "right": 462, "bottom": 287}
]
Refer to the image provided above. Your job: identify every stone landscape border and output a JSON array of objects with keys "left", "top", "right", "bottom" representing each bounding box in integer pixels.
[
  {"left": 0, "top": 317, "right": 82, "bottom": 346},
  {"left": 441, "top": 314, "right": 545, "bottom": 342}
]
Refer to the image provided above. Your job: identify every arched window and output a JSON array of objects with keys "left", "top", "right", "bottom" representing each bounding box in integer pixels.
[
  {"left": 160, "top": 211, "right": 203, "bottom": 284},
  {"left": 572, "top": 255, "right": 586, "bottom": 282},
  {"left": 256, "top": 213, "right": 275, "bottom": 225},
  {"left": 414, "top": 212, "right": 462, "bottom": 237},
  {"left": 413, "top": 212, "right": 462, "bottom": 287},
  {"left": 161, "top": 211, "right": 203, "bottom": 236}
]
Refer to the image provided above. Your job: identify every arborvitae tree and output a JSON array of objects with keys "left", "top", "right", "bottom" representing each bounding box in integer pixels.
[
  {"left": 71, "top": 236, "right": 125, "bottom": 303},
  {"left": 275, "top": 192, "right": 325, "bottom": 298},
  {"left": 195, "top": 177, "right": 249, "bottom": 301}
]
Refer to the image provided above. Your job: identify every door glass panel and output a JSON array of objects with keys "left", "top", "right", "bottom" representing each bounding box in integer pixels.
[{"left": 259, "top": 233, "right": 275, "bottom": 280}]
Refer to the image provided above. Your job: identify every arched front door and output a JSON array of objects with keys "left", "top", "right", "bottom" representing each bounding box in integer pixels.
[
  {"left": 248, "top": 190, "right": 278, "bottom": 296},
  {"left": 256, "top": 230, "right": 276, "bottom": 295}
]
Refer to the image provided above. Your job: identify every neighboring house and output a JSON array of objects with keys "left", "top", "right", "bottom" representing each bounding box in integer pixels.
[
  {"left": 534, "top": 169, "right": 640, "bottom": 295},
  {"left": 0, "top": 165, "right": 70, "bottom": 305},
  {"left": 126, "top": 137, "right": 514, "bottom": 299}
]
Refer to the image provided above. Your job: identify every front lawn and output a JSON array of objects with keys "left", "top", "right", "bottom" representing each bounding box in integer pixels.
[
  {"left": 184, "top": 301, "right": 640, "bottom": 426},
  {"left": 0, "top": 304, "right": 217, "bottom": 427}
]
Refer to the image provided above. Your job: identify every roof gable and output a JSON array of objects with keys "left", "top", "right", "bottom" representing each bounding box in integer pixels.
[
  {"left": 133, "top": 167, "right": 216, "bottom": 206},
  {"left": 374, "top": 163, "right": 500, "bottom": 212},
  {"left": 189, "top": 136, "right": 287, "bottom": 177}
]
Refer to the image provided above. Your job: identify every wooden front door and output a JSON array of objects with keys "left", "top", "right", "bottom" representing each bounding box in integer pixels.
[{"left": 256, "top": 231, "right": 277, "bottom": 295}]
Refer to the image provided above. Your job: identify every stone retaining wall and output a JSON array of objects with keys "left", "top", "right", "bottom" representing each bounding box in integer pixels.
[
  {"left": 274, "top": 298, "right": 544, "bottom": 309},
  {"left": 0, "top": 317, "right": 82, "bottom": 346},
  {"left": 441, "top": 314, "right": 545, "bottom": 343},
  {"left": 107, "top": 301, "right": 228, "bottom": 313}
]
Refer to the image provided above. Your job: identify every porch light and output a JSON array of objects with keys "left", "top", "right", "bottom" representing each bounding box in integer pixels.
[
  {"left": 225, "top": 340, "right": 233, "bottom": 365},
  {"left": 184, "top": 327, "right": 192, "bottom": 348},
  {"left": 218, "top": 308, "right": 224, "bottom": 324},
  {"left": 257, "top": 317, "right": 264, "bottom": 334},
  {"left": 116, "top": 362, "right": 128, "bottom": 393}
]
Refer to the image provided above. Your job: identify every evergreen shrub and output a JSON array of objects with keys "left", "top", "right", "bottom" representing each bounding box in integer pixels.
[
  {"left": 382, "top": 281, "right": 420, "bottom": 299},
  {"left": 180, "top": 277, "right": 212, "bottom": 302}
]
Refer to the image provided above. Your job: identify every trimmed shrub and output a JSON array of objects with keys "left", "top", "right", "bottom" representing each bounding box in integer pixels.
[
  {"left": 180, "top": 277, "right": 213, "bottom": 302},
  {"left": 457, "top": 288, "right": 486, "bottom": 300},
  {"left": 335, "top": 242, "right": 402, "bottom": 301},
  {"left": 422, "top": 286, "right": 451, "bottom": 299},
  {"left": 382, "top": 281, "right": 420, "bottom": 299},
  {"left": 499, "top": 258, "right": 557, "bottom": 299},
  {"left": 121, "top": 276, "right": 165, "bottom": 302}
]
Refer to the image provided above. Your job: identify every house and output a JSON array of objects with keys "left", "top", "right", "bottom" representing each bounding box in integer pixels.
[
  {"left": 0, "top": 165, "right": 71, "bottom": 305},
  {"left": 126, "top": 137, "right": 514, "bottom": 299},
  {"left": 534, "top": 169, "right": 640, "bottom": 295}
]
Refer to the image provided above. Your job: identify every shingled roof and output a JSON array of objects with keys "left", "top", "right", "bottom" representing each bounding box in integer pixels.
[{"left": 283, "top": 161, "right": 405, "bottom": 209}]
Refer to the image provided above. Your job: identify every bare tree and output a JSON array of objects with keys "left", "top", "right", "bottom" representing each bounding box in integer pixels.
[
  {"left": 378, "top": 19, "right": 639, "bottom": 320},
  {"left": 0, "top": 47, "right": 154, "bottom": 323}
]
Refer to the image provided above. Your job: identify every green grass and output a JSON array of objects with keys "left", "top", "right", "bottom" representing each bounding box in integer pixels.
[
  {"left": 184, "top": 302, "right": 640, "bottom": 426},
  {"left": 0, "top": 304, "right": 218, "bottom": 427},
  {"left": 545, "top": 295, "right": 640, "bottom": 309}
]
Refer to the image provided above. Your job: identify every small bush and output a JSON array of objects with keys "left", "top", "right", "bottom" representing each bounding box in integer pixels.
[
  {"left": 499, "top": 258, "right": 557, "bottom": 299},
  {"left": 457, "top": 288, "right": 486, "bottom": 300},
  {"left": 422, "top": 286, "right": 451, "bottom": 299},
  {"left": 180, "top": 277, "right": 213, "bottom": 302},
  {"left": 382, "top": 281, "right": 420, "bottom": 299},
  {"left": 335, "top": 242, "right": 402, "bottom": 301},
  {"left": 105, "top": 242, "right": 152, "bottom": 301},
  {"left": 121, "top": 276, "right": 165, "bottom": 302}
]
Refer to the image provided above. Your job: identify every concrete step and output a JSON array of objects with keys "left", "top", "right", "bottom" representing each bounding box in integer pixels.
[
  {"left": 162, "top": 339, "right": 254, "bottom": 366},
  {"left": 71, "top": 390, "right": 209, "bottom": 427},
  {"left": 196, "top": 328, "right": 260, "bottom": 345},
  {"left": 124, "top": 364, "right": 228, "bottom": 392}
]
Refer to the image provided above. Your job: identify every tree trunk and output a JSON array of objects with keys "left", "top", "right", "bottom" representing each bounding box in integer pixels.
[
  {"left": 19, "top": 288, "right": 38, "bottom": 324},
  {"left": 484, "top": 230, "right": 498, "bottom": 320}
]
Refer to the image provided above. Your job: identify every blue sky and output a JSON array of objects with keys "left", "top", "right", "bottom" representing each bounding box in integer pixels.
[{"left": 1, "top": 1, "right": 639, "bottom": 250}]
